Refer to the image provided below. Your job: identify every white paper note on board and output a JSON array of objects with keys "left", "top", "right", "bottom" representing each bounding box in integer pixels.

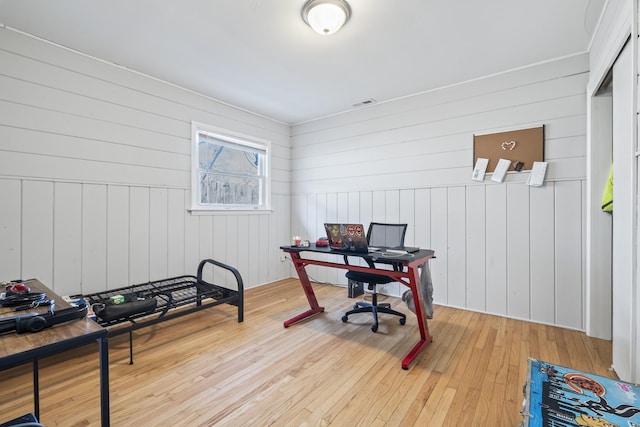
[
  {"left": 472, "top": 158, "right": 489, "bottom": 181},
  {"left": 491, "top": 158, "right": 511, "bottom": 183},
  {"left": 526, "top": 161, "right": 548, "bottom": 187}
]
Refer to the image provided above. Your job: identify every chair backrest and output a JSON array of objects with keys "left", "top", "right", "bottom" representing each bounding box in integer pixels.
[{"left": 367, "top": 223, "right": 407, "bottom": 248}]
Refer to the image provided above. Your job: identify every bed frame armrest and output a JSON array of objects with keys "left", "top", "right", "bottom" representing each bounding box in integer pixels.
[{"left": 196, "top": 258, "right": 244, "bottom": 322}]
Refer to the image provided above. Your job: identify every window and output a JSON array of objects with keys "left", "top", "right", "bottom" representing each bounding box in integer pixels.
[{"left": 191, "top": 122, "right": 270, "bottom": 211}]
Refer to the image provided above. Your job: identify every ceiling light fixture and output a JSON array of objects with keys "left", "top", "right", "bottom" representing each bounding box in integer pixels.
[{"left": 302, "top": 0, "right": 351, "bottom": 36}]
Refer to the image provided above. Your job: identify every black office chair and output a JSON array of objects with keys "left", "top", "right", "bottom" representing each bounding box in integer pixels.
[{"left": 341, "top": 223, "right": 408, "bottom": 332}]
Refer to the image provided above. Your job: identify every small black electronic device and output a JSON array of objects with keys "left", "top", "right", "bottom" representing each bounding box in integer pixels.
[{"left": 0, "top": 303, "right": 88, "bottom": 334}]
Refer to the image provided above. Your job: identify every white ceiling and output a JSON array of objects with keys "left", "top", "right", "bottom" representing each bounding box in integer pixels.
[{"left": 0, "top": 0, "right": 606, "bottom": 124}]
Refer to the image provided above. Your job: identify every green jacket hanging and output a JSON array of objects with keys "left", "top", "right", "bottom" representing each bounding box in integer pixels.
[{"left": 601, "top": 166, "right": 613, "bottom": 213}]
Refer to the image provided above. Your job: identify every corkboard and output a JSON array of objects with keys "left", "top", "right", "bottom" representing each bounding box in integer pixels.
[{"left": 473, "top": 126, "right": 544, "bottom": 173}]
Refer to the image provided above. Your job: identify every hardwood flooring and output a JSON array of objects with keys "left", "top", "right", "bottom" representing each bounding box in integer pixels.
[{"left": 0, "top": 279, "right": 613, "bottom": 426}]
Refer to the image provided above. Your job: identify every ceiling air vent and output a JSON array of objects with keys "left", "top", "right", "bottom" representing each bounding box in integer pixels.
[{"left": 352, "top": 98, "right": 377, "bottom": 107}]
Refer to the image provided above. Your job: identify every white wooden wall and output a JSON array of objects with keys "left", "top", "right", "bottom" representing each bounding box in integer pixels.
[
  {"left": 0, "top": 24, "right": 597, "bottom": 333},
  {"left": 586, "top": 0, "right": 637, "bottom": 381},
  {"left": 0, "top": 28, "right": 292, "bottom": 295},
  {"left": 584, "top": 0, "right": 630, "bottom": 342},
  {"left": 291, "top": 54, "right": 589, "bottom": 331}
]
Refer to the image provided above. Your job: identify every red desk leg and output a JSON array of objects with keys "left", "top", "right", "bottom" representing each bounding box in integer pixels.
[
  {"left": 282, "top": 248, "right": 434, "bottom": 369},
  {"left": 401, "top": 262, "right": 433, "bottom": 369},
  {"left": 284, "top": 251, "right": 325, "bottom": 327}
]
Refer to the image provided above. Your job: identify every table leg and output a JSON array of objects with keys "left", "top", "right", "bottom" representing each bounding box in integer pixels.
[
  {"left": 32, "top": 358, "right": 39, "bottom": 419},
  {"left": 99, "top": 335, "right": 110, "bottom": 427},
  {"left": 401, "top": 264, "right": 433, "bottom": 369},
  {"left": 284, "top": 252, "right": 325, "bottom": 327}
]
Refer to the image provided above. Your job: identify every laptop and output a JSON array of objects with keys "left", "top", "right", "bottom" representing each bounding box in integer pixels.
[
  {"left": 393, "top": 246, "right": 420, "bottom": 253},
  {"left": 324, "top": 223, "right": 369, "bottom": 253}
]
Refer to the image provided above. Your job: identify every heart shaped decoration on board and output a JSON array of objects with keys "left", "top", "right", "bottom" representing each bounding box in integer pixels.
[{"left": 501, "top": 140, "right": 516, "bottom": 150}]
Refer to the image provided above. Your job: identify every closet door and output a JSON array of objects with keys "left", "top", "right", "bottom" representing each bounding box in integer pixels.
[{"left": 611, "top": 42, "right": 635, "bottom": 383}]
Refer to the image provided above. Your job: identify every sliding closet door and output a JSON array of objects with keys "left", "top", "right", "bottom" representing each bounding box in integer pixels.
[{"left": 611, "top": 41, "right": 635, "bottom": 383}]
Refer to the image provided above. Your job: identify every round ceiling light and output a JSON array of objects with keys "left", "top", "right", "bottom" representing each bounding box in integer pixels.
[{"left": 302, "top": 0, "right": 352, "bottom": 36}]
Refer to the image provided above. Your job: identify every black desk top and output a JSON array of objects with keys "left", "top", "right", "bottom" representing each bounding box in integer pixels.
[{"left": 280, "top": 244, "right": 434, "bottom": 264}]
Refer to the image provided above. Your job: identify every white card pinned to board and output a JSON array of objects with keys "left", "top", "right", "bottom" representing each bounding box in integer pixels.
[
  {"left": 491, "top": 158, "right": 512, "bottom": 183},
  {"left": 472, "top": 158, "right": 489, "bottom": 181},
  {"left": 526, "top": 161, "right": 548, "bottom": 187}
]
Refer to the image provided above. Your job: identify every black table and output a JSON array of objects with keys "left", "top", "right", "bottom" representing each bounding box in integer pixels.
[
  {"left": 0, "top": 279, "right": 109, "bottom": 426},
  {"left": 280, "top": 245, "right": 435, "bottom": 369}
]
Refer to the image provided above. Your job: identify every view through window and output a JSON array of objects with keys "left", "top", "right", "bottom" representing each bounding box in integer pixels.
[{"left": 191, "top": 122, "right": 269, "bottom": 210}]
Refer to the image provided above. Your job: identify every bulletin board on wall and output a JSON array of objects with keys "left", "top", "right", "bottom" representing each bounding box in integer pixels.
[{"left": 473, "top": 126, "right": 544, "bottom": 173}]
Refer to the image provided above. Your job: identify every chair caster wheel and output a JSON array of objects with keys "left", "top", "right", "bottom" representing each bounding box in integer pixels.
[
  {"left": 399, "top": 318, "right": 406, "bottom": 325},
  {"left": 371, "top": 324, "right": 378, "bottom": 332},
  {"left": 342, "top": 315, "right": 348, "bottom": 323}
]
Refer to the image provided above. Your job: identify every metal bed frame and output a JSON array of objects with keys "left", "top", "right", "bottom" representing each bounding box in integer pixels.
[{"left": 81, "top": 258, "right": 243, "bottom": 364}]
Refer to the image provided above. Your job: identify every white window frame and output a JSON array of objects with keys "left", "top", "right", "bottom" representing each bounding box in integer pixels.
[{"left": 191, "top": 122, "right": 271, "bottom": 212}]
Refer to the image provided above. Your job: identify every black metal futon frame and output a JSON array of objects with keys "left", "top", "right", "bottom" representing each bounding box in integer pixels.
[{"left": 81, "top": 258, "right": 243, "bottom": 364}]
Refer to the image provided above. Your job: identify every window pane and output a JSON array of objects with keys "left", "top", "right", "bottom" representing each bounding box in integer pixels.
[
  {"left": 192, "top": 123, "right": 269, "bottom": 211},
  {"left": 199, "top": 172, "right": 262, "bottom": 206},
  {"left": 198, "top": 139, "right": 261, "bottom": 176}
]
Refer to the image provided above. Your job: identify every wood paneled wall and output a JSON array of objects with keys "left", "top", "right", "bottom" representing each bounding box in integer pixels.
[
  {"left": 0, "top": 28, "right": 292, "bottom": 294},
  {"left": 587, "top": 0, "right": 632, "bottom": 94},
  {"left": 291, "top": 54, "right": 590, "bottom": 331},
  {"left": 0, "top": 25, "right": 594, "bottom": 333}
]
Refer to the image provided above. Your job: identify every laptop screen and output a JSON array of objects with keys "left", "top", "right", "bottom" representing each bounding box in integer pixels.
[{"left": 323, "top": 223, "right": 368, "bottom": 253}]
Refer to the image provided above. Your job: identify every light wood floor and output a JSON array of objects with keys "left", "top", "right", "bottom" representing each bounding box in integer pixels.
[{"left": 0, "top": 279, "right": 613, "bottom": 426}]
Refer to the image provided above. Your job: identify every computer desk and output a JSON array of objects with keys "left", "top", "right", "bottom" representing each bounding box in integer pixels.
[
  {"left": 0, "top": 279, "right": 109, "bottom": 426},
  {"left": 280, "top": 245, "right": 435, "bottom": 370}
]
